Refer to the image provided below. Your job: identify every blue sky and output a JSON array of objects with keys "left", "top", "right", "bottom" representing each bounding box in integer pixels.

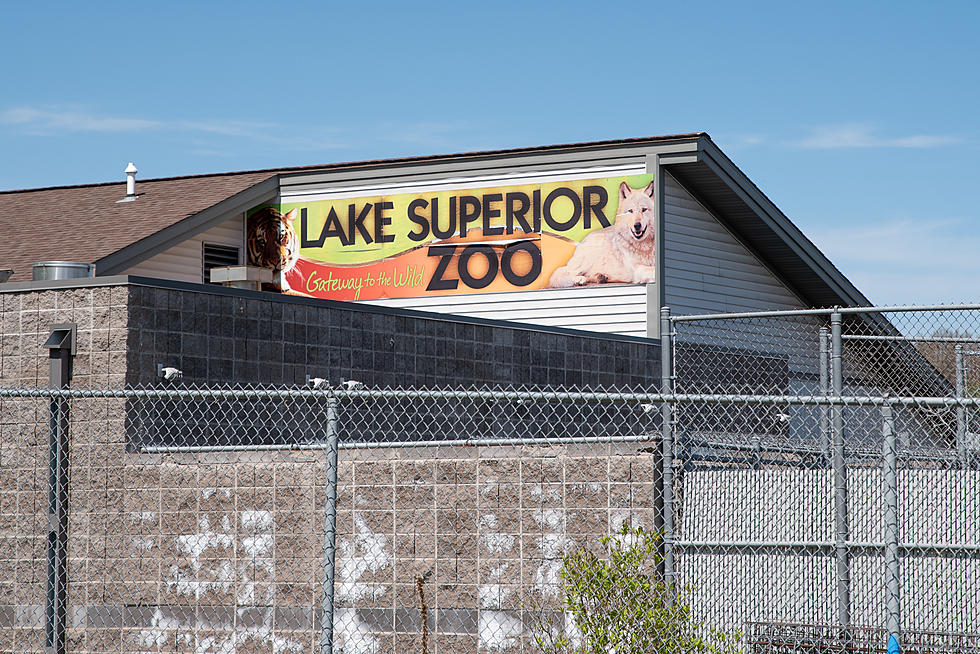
[{"left": 2, "top": 1, "right": 978, "bottom": 305}]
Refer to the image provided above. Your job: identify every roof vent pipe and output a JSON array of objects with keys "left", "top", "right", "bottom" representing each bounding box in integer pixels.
[{"left": 125, "top": 162, "right": 138, "bottom": 197}]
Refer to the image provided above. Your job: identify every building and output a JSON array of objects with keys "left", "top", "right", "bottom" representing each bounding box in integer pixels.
[{"left": 8, "top": 136, "right": 961, "bottom": 653}]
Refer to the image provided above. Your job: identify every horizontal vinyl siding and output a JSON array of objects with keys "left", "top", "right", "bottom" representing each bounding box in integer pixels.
[
  {"left": 362, "top": 284, "right": 650, "bottom": 337},
  {"left": 123, "top": 215, "right": 244, "bottom": 283},
  {"left": 664, "top": 173, "right": 804, "bottom": 315},
  {"left": 663, "top": 173, "right": 821, "bottom": 388}
]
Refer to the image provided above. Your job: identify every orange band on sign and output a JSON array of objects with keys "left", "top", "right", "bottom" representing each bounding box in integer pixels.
[{"left": 285, "top": 231, "right": 578, "bottom": 301}]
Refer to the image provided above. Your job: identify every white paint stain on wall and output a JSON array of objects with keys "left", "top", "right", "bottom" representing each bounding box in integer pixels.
[
  {"left": 333, "top": 608, "right": 381, "bottom": 654},
  {"left": 200, "top": 626, "right": 307, "bottom": 654},
  {"left": 171, "top": 517, "right": 236, "bottom": 601},
  {"left": 529, "top": 483, "right": 561, "bottom": 503},
  {"left": 479, "top": 611, "right": 523, "bottom": 650},
  {"left": 479, "top": 514, "right": 515, "bottom": 554},
  {"left": 336, "top": 514, "right": 391, "bottom": 602},
  {"left": 478, "top": 582, "right": 510, "bottom": 610},
  {"left": 477, "top": 508, "right": 524, "bottom": 648},
  {"left": 133, "top": 490, "right": 302, "bottom": 654},
  {"left": 136, "top": 607, "right": 179, "bottom": 650},
  {"left": 333, "top": 513, "right": 393, "bottom": 654},
  {"left": 129, "top": 511, "right": 158, "bottom": 554},
  {"left": 241, "top": 510, "right": 273, "bottom": 531},
  {"left": 531, "top": 508, "right": 571, "bottom": 598}
]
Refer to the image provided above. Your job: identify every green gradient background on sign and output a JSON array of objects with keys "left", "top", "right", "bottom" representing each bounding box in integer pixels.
[{"left": 272, "top": 173, "right": 654, "bottom": 265}]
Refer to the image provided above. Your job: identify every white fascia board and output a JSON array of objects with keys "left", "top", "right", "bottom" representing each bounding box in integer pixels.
[{"left": 279, "top": 163, "right": 648, "bottom": 204}]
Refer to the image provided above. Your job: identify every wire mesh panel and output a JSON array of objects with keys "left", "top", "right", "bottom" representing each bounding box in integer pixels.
[
  {"left": 0, "top": 386, "right": 666, "bottom": 654},
  {"left": 327, "top": 387, "right": 662, "bottom": 654}
]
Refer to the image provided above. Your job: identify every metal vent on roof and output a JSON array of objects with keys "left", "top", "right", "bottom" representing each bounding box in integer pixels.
[
  {"left": 202, "top": 244, "right": 240, "bottom": 284},
  {"left": 33, "top": 261, "right": 96, "bottom": 281},
  {"left": 116, "top": 162, "right": 139, "bottom": 203}
]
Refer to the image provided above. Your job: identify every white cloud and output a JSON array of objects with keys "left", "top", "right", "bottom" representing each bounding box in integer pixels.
[
  {"left": 187, "top": 148, "right": 236, "bottom": 157},
  {"left": 1, "top": 106, "right": 454, "bottom": 154},
  {"left": 797, "top": 123, "right": 958, "bottom": 149},
  {"left": 177, "top": 119, "right": 280, "bottom": 137},
  {"left": 810, "top": 217, "right": 980, "bottom": 304},
  {"left": 381, "top": 119, "right": 470, "bottom": 146},
  {"left": 0, "top": 106, "right": 285, "bottom": 138},
  {"left": 0, "top": 105, "right": 356, "bottom": 155},
  {"left": 1, "top": 107, "right": 161, "bottom": 132},
  {"left": 713, "top": 134, "right": 766, "bottom": 153}
]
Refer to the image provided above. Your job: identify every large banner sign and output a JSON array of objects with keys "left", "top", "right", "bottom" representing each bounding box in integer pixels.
[{"left": 246, "top": 173, "right": 656, "bottom": 301}]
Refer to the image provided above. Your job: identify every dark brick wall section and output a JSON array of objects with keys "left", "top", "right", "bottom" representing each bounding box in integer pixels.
[{"left": 125, "top": 282, "right": 661, "bottom": 388}]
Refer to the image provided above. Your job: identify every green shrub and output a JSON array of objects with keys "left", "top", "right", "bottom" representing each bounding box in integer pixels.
[{"left": 531, "top": 523, "right": 739, "bottom": 654}]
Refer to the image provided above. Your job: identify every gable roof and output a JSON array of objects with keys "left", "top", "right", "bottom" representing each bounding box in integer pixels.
[{"left": 1, "top": 171, "right": 276, "bottom": 283}]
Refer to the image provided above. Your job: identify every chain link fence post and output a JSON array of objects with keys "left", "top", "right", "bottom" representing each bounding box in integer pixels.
[
  {"left": 660, "top": 306, "right": 675, "bottom": 585},
  {"left": 955, "top": 344, "right": 967, "bottom": 468},
  {"left": 820, "top": 326, "right": 830, "bottom": 459},
  {"left": 830, "top": 309, "right": 851, "bottom": 635},
  {"left": 319, "top": 395, "right": 341, "bottom": 654},
  {"left": 882, "top": 400, "right": 901, "bottom": 652}
]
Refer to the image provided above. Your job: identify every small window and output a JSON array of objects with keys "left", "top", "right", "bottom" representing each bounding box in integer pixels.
[{"left": 202, "top": 243, "right": 241, "bottom": 284}]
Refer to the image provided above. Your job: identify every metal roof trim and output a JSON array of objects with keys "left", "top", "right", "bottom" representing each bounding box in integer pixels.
[{"left": 679, "top": 136, "right": 874, "bottom": 309}]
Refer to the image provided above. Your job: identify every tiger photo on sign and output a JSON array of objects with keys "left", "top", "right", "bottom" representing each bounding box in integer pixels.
[
  {"left": 549, "top": 180, "right": 657, "bottom": 288},
  {"left": 247, "top": 206, "right": 300, "bottom": 292}
]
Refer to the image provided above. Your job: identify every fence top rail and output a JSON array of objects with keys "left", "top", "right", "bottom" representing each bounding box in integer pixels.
[
  {"left": 2, "top": 386, "right": 979, "bottom": 408},
  {"left": 669, "top": 302, "right": 980, "bottom": 322},
  {"left": 841, "top": 334, "right": 980, "bottom": 343},
  {"left": 671, "top": 308, "right": 833, "bottom": 321}
]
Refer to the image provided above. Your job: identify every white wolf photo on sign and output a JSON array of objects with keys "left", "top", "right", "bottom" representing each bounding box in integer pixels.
[{"left": 549, "top": 180, "right": 657, "bottom": 288}]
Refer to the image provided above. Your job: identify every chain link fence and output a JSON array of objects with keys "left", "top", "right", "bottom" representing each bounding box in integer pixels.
[
  {"left": 1, "top": 304, "right": 979, "bottom": 653},
  {"left": 670, "top": 305, "right": 980, "bottom": 652}
]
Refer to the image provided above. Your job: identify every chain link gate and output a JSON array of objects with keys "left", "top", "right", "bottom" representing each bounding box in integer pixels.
[
  {"left": 669, "top": 304, "right": 980, "bottom": 653},
  {"left": 0, "top": 303, "right": 979, "bottom": 654}
]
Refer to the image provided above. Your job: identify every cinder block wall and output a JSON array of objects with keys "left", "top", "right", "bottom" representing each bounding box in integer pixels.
[
  {"left": 0, "top": 278, "right": 662, "bottom": 653},
  {"left": 0, "top": 284, "right": 130, "bottom": 386},
  {"left": 335, "top": 443, "right": 660, "bottom": 654},
  {"left": 1, "top": 283, "right": 134, "bottom": 652}
]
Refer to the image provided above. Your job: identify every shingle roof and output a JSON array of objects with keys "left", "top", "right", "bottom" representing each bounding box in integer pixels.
[
  {"left": 0, "top": 134, "right": 704, "bottom": 283},
  {"left": 0, "top": 171, "right": 275, "bottom": 282}
]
